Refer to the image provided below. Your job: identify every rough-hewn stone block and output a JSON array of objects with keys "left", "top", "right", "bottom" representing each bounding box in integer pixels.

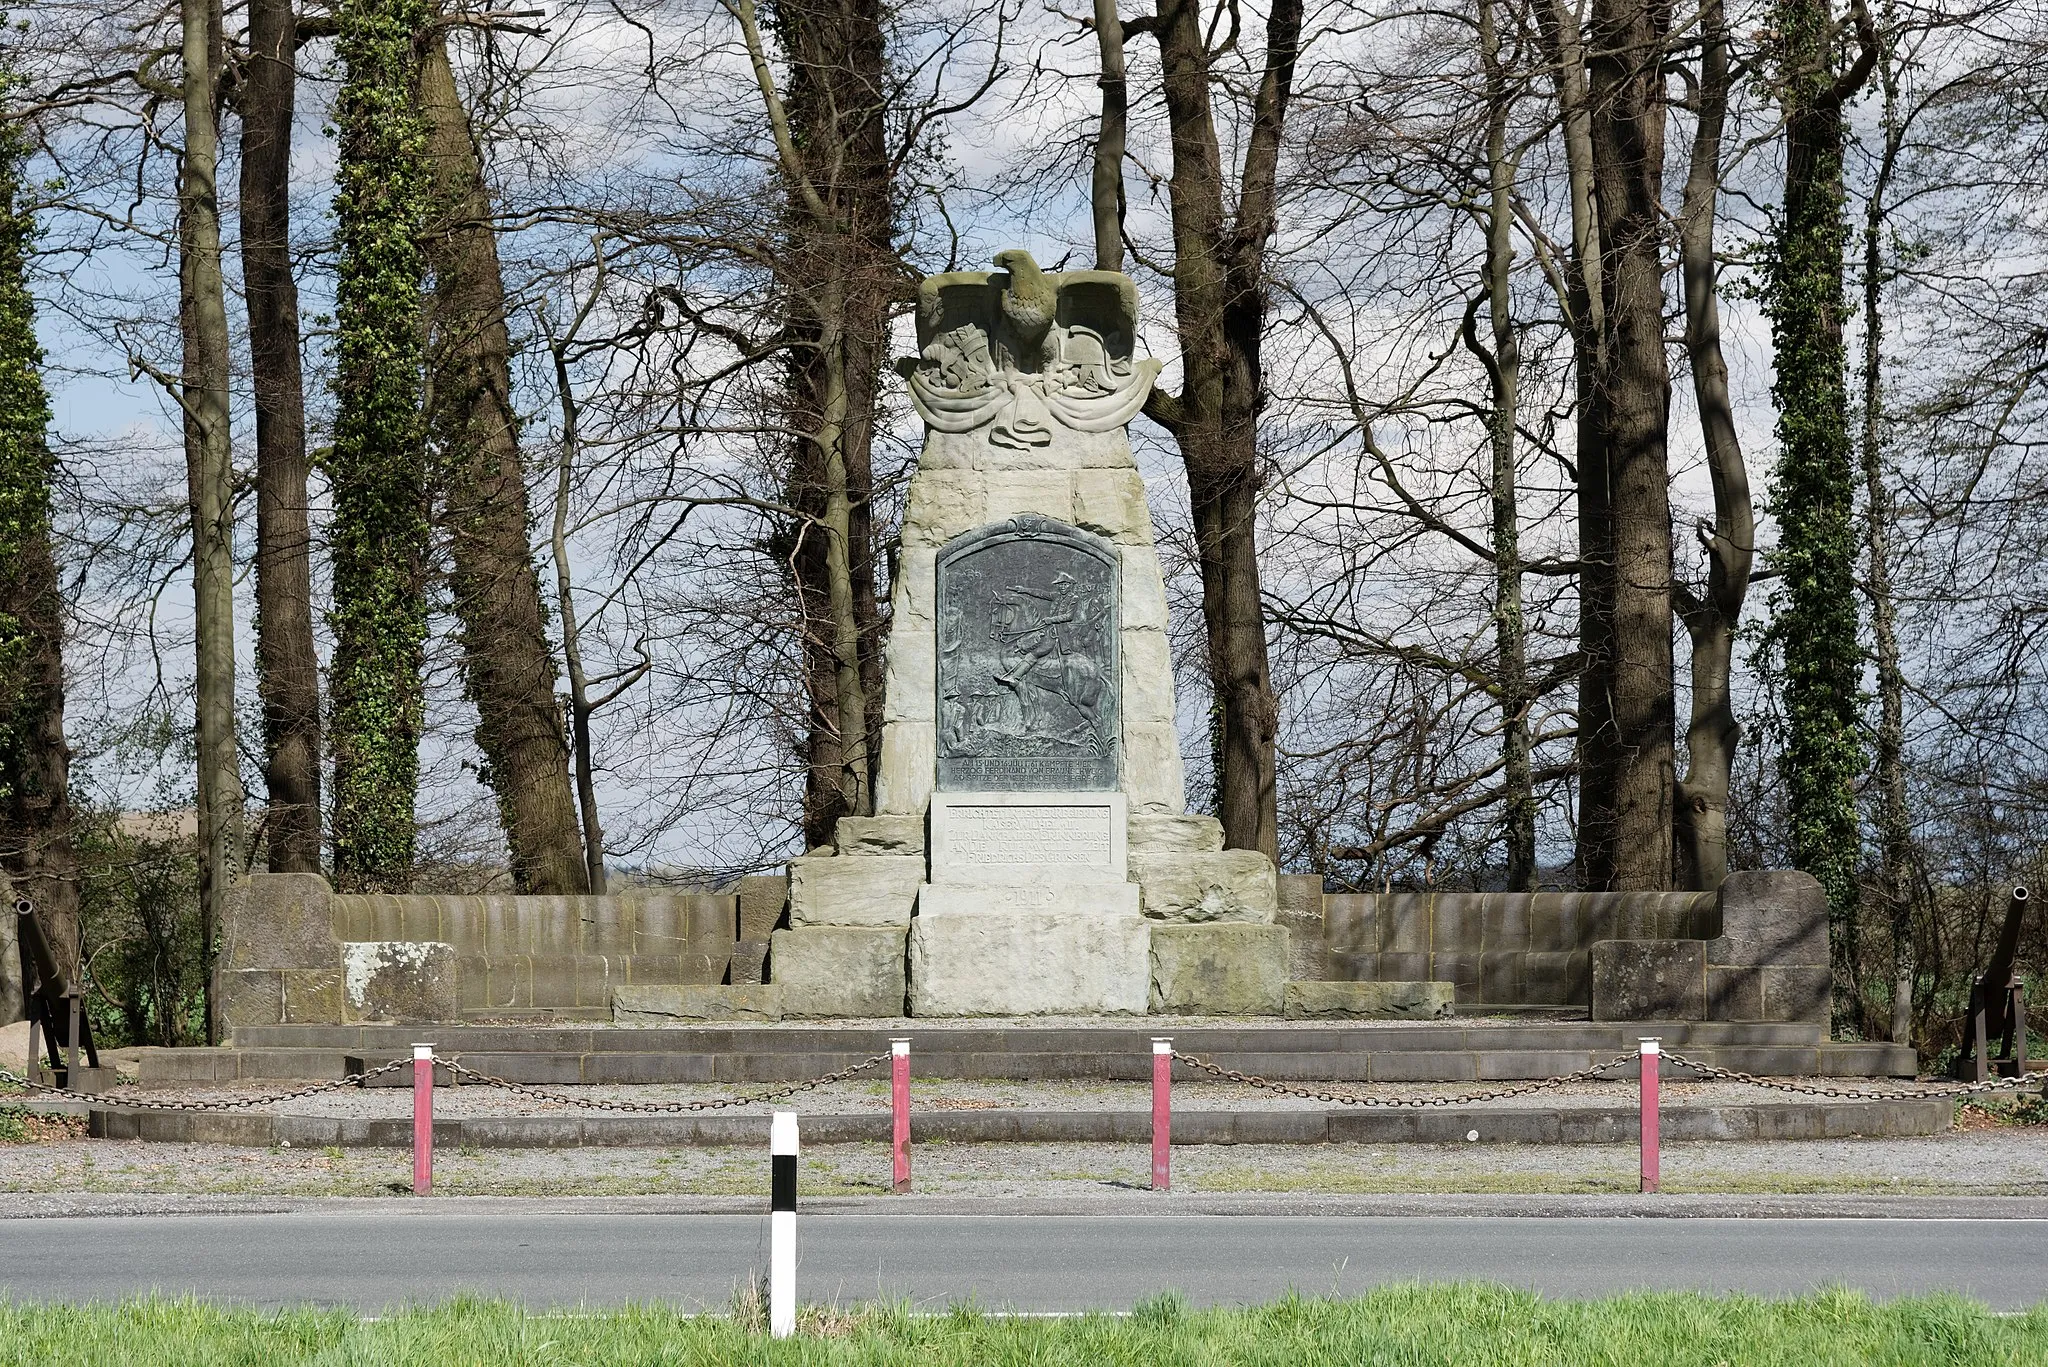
[
  {"left": 342, "top": 941, "right": 458, "bottom": 1023},
  {"left": 1759, "top": 965, "right": 1832, "bottom": 1023},
  {"left": 1132, "top": 849, "right": 1277, "bottom": 923},
  {"left": 729, "top": 938, "right": 770, "bottom": 986},
  {"left": 1127, "top": 814, "right": 1225, "bottom": 853},
  {"left": 736, "top": 875, "right": 787, "bottom": 941},
  {"left": 834, "top": 815, "right": 926, "bottom": 855},
  {"left": 908, "top": 913, "right": 1149, "bottom": 1016},
  {"left": 1324, "top": 894, "right": 1376, "bottom": 954},
  {"left": 1713, "top": 869, "right": 1829, "bottom": 967},
  {"left": 1274, "top": 873, "right": 1328, "bottom": 981},
  {"left": 1707, "top": 965, "right": 1764, "bottom": 1021},
  {"left": 918, "top": 880, "right": 1140, "bottom": 918},
  {"left": 1523, "top": 950, "right": 1590, "bottom": 1006},
  {"left": 771, "top": 927, "right": 908, "bottom": 1018},
  {"left": 1283, "top": 980, "right": 1455, "bottom": 1020},
  {"left": 1591, "top": 939, "right": 1706, "bottom": 1021},
  {"left": 788, "top": 853, "right": 925, "bottom": 927},
  {"left": 223, "top": 873, "right": 340, "bottom": 971},
  {"left": 1481, "top": 895, "right": 1531, "bottom": 951},
  {"left": 1149, "top": 924, "right": 1286, "bottom": 1015},
  {"left": 221, "top": 969, "right": 284, "bottom": 1028},
  {"left": 282, "top": 969, "right": 344, "bottom": 1025},
  {"left": 613, "top": 984, "right": 783, "bottom": 1023},
  {"left": 874, "top": 721, "right": 937, "bottom": 816}
]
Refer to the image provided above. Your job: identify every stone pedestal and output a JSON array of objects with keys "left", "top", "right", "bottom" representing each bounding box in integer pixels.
[{"left": 909, "top": 911, "right": 1149, "bottom": 1016}]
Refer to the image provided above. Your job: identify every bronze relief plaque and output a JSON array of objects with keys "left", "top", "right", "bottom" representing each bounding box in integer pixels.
[{"left": 936, "top": 515, "right": 1120, "bottom": 791}]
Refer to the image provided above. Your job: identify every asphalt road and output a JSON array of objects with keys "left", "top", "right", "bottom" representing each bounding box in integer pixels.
[{"left": 5, "top": 1210, "right": 2046, "bottom": 1311}]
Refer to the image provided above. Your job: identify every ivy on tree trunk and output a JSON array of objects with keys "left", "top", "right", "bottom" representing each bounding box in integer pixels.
[
  {"left": 1766, "top": 0, "right": 1876, "bottom": 1014},
  {"left": 0, "top": 79, "right": 80, "bottom": 978},
  {"left": 327, "top": 0, "right": 432, "bottom": 893}
]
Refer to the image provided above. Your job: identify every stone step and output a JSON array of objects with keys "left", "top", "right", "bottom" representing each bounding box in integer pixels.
[
  {"left": 138, "top": 1038, "right": 1915, "bottom": 1085},
  {"left": 87, "top": 1096, "right": 1955, "bottom": 1149},
  {"left": 224, "top": 1019, "right": 1829, "bottom": 1053}
]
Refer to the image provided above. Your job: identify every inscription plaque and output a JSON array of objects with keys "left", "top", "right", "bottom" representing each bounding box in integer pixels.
[
  {"left": 936, "top": 515, "right": 1119, "bottom": 791},
  {"left": 946, "top": 804, "right": 1114, "bottom": 866}
]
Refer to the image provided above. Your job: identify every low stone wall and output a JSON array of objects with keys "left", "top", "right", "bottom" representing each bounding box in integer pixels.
[
  {"left": 218, "top": 874, "right": 737, "bottom": 1030},
  {"left": 1323, "top": 888, "right": 1716, "bottom": 1007},
  {"left": 1314, "top": 870, "right": 1829, "bottom": 1023}
]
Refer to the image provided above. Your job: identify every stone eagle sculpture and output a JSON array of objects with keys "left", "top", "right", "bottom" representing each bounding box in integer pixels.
[{"left": 895, "top": 251, "right": 1162, "bottom": 450}]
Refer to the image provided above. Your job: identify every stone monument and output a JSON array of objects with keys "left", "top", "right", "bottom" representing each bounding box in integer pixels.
[{"left": 771, "top": 252, "right": 1285, "bottom": 1016}]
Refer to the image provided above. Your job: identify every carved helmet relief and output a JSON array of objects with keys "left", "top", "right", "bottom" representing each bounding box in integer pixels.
[
  {"left": 935, "top": 515, "right": 1121, "bottom": 793},
  {"left": 894, "top": 251, "right": 1164, "bottom": 450}
]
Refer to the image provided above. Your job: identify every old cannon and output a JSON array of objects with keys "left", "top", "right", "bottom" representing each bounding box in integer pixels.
[
  {"left": 1957, "top": 886, "right": 2033, "bottom": 1082},
  {"left": 13, "top": 897, "right": 102, "bottom": 1091}
]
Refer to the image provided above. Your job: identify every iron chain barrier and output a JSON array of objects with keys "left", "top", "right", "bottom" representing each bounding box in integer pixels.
[
  {"left": 0, "top": 1060, "right": 409, "bottom": 1111},
  {"left": 1169, "top": 1049, "right": 1642, "bottom": 1107},
  {"left": 0, "top": 1054, "right": 892, "bottom": 1116},
  {"left": 440, "top": 1054, "right": 893, "bottom": 1113},
  {"left": 1656, "top": 1051, "right": 2046, "bottom": 1103},
  {"left": 5, "top": 1048, "right": 2037, "bottom": 1118}
]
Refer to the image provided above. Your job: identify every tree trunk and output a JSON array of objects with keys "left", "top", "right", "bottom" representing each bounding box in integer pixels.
[
  {"left": 1477, "top": 0, "right": 1533, "bottom": 890},
  {"left": 1533, "top": 0, "right": 1612, "bottom": 885},
  {"left": 1674, "top": 0, "right": 1752, "bottom": 892},
  {"left": 1145, "top": 0, "right": 1300, "bottom": 863},
  {"left": 1768, "top": 0, "right": 1876, "bottom": 1012},
  {"left": 181, "top": 0, "right": 246, "bottom": 1037},
  {"left": 750, "top": 0, "right": 891, "bottom": 849},
  {"left": 1090, "top": 0, "right": 1129, "bottom": 272},
  {"left": 0, "top": 115, "right": 79, "bottom": 983},
  {"left": 420, "top": 33, "right": 589, "bottom": 895},
  {"left": 549, "top": 322, "right": 610, "bottom": 894},
  {"left": 1583, "top": 0, "right": 1675, "bottom": 890},
  {"left": 1861, "top": 26, "right": 1913, "bottom": 1044},
  {"left": 240, "top": 0, "right": 322, "bottom": 875},
  {"left": 328, "top": 0, "right": 433, "bottom": 893}
]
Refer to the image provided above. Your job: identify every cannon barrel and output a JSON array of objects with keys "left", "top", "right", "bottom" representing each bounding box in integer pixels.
[
  {"left": 1981, "top": 885, "right": 2029, "bottom": 1046},
  {"left": 14, "top": 897, "right": 72, "bottom": 1001}
]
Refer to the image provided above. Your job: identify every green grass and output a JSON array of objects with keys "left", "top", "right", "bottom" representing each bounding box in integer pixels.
[{"left": 1, "top": 1288, "right": 2043, "bottom": 1365}]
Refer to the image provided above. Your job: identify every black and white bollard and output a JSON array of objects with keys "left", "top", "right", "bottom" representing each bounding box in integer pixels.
[{"left": 770, "top": 1110, "right": 797, "bottom": 1338}]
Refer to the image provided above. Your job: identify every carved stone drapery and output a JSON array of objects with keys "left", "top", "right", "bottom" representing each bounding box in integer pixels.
[
  {"left": 936, "top": 515, "right": 1120, "bottom": 791},
  {"left": 895, "top": 253, "right": 1162, "bottom": 450}
]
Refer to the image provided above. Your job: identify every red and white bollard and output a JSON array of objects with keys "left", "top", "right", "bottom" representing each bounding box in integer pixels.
[
  {"left": 890, "top": 1037, "right": 911, "bottom": 1194},
  {"left": 1151, "top": 1037, "right": 1172, "bottom": 1192},
  {"left": 412, "top": 1043, "right": 435, "bottom": 1196},
  {"left": 1638, "top": 1037, "right": 1660, "bottom": 1194}
]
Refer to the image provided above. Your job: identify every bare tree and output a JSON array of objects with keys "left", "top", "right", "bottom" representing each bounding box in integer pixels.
[
  {"left": 179, "top": 0, "right": 244, "bottom": 1034},
  {"left": 421, "top": 28, "right": 589, "bottom": 894},
  {"left": 1672, "top": 0, "right": 1753, "bottom": 892},
  {"left": 1124, "top": 0, "right": 1304, "bottom": 862},
  {"left": 238, "top": 0, "right": 322, "bottom": 874}
]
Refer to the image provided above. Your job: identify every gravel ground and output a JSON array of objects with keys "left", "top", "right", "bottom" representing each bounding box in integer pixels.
[
  {"left": 2, "top": 1123, "right": 2043, "bottom": 1199},
  {"left": 46, "top": 1074, "right": 1989, "bottom": 1119}
]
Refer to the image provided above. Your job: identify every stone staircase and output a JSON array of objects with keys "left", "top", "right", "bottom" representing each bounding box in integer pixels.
[{"left": 139, "top": 1019, "right": 1915, "bottom": 1086}]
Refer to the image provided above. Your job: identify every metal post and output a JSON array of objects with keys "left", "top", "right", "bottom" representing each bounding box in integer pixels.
[
  {"left": 770, "top": 1111, "right": 798, "bottom": 1338},
  {"left": 1639, "top": 1038, "right": 1661, "bottom": 1194},
  {"left": 2012, "top": 979, "right": 2028, "bottom": 1077},
  {"left": 412, "top": 1044, "right": 435, "bottom": 1196},
  {"left": 1972, "top": 977, "right": 1990, "bottom": 1083},
  {"left": 890, "top": 1038, "right": 911, "bottom": 1194},
  {"left": 65, "top": 992, "right": 81, "bottom": 1086},
  {"left": 1151, "top": 1038, "right": 1172, "bottom": 1192}
]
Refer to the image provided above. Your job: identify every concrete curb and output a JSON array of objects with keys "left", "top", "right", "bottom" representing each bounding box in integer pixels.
[
  {"left": 86, "top": 1098, "right": 1955, "bottom": 1148},
  {"left": 6, "top": 1191, "right": 2047, "bottom": 1221}
]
